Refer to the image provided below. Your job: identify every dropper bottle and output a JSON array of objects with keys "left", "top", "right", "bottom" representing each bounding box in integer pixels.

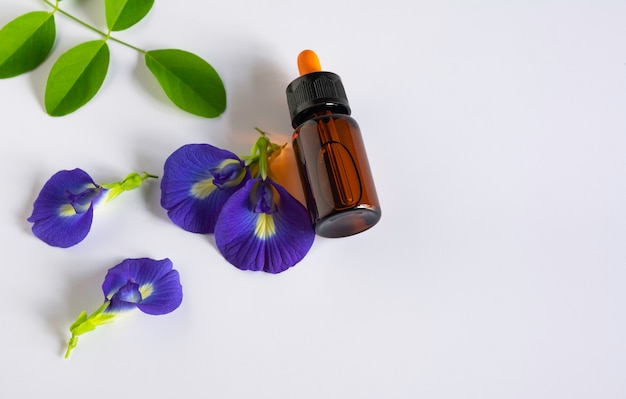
[{"left": 286, "top": 49, "right": 381, "bottom": 238}]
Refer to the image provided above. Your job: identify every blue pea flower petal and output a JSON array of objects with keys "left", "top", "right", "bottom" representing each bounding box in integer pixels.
[
  {"left": 136, "top": 269, "right": 183, "bottom": 315},
  {"left": 214, "top": 178, "right": 315, "bottom": 274},
  {"left": 107, "top": 281, "right": 142, "bottom": 313},
  {"left": 102, "top": 258, "right": 183, "bottom": 315},
  {"left": 160, "top": 144, "right": 250, "bottom": 234},
  {"left": 27, "top": 168, "right": 107, "bottom": 248}
]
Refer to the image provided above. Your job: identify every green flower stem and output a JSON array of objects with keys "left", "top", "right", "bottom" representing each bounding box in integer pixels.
[
  {"left": 101, "top": 171, "right": 158, "bottom": 202},
  {"left": 65, "top": 301, "right": 116, "bottom": 359},
  {"left": 257, "top": 137, "right": 269, "bottom": 180},
  {"left": 42, "top": 0, "right": 146, "bottom": 53},
  {"left": 243, "top": 128, "right": 286, "bottom": 180}
]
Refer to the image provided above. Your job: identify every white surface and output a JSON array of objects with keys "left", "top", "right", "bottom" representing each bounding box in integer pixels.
[{"left": 1, "top": 0, "right": 625, "bottom": 398}]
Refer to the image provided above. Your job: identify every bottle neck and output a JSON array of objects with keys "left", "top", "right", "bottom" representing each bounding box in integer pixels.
[{"left": 294, "top": 104, "right": 351, "bottom": 127}]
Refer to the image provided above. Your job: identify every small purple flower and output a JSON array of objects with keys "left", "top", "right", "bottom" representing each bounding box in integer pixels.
[
  {"left": 102, "top": 257, "right": 183, "bottom": 315},
  {"left": 27, "top": 168, "right": 157, "bottom": 248},
  {"left": 27, "top": 169, "right": 106, "bottom": 248},
  {"left": 215, "top": 178, "right": 315, "bottom": 273},
  {"left": 160, "top": 144, "right": 250, "bottom": 233},
  {"left": 65, "top": 257, "right": 183, "bottom": 358}
]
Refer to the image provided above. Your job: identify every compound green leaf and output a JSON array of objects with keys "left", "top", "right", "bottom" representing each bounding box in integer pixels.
[
  {"left": 0, "top": 11, "right": 56, "bottom": 78},
  {"left": 145, "top": 49, "right": 226, "bottom": 118},
  {"left": 105, "top": 0, "right": 154, "bottom": 31},
  {"left": 45, "top": 40, "right": 110, "bottom": 116}
]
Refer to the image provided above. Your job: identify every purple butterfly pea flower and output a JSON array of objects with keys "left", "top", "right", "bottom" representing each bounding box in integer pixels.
[
  {"left": 214, "top": 178, "right": 315, "bottom": 273},
  {"left": 65, "top": 257, "right": 183, "bottom": 358},
  {"left": 27, "top": 169, "right": 107, "bottom": 248},
  {"left": 160, "top": 130, "right": 315, "bottom": 274},
  {"left": 160, "top": 144, "right": 250, "bottom": 233},
  {"left": 102, "top": 257, "right": 183, "bottom": 315},
  {"left": 27, "top": 168, "right": 157, "bottom": 248}
]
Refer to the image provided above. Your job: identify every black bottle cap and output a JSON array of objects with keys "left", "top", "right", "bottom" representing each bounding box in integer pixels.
[{"left": 286, "top": 71, "right": 351, "bottom": 128}]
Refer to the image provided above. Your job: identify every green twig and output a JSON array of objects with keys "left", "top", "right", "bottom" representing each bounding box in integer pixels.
[{"left": 42, "top": 0, "right": 146, "bottom": 53}]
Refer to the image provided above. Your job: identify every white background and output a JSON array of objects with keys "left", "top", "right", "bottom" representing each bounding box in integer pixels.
[{"left": 1, "top": 0, "right": 625, "bottom": 398}]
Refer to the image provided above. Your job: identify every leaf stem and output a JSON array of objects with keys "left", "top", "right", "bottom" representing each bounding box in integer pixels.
[{"left": 42, "top": 0, "right": 146, "bottom": 53}]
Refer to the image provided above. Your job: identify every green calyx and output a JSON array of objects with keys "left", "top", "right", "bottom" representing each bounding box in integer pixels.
[
  {"left": 65, "top": 301, "right": 116, "bottom": 359},
  {"left": 101, "top": 171, "right": 158, "bottom": 202},
  {"left": 242, "top": 128, "right": 286, "bottom": 180}
]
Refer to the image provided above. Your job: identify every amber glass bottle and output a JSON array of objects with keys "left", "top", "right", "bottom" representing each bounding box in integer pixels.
[{"left": 286, "top": 50, "right": 381, "bottom": 238}]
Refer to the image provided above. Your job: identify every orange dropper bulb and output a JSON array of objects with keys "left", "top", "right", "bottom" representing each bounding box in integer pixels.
[{"left": 297, "top": 49, "right": 322, "bottom": 76}]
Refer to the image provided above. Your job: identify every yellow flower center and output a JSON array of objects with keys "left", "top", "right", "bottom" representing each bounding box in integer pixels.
[
  {"left": 58, "top": 203, "right": 77, "bottom": 216},
  {"left": 191, "top": 178, "right": 216, "bottom": 199},
  {"left": 254, "top": 213, "right": 276, "bottom": 240},
  {"left": 139, "top": 283, "right": 154, "bottom": 300}
]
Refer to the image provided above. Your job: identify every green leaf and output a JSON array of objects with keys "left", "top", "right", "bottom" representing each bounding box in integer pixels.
[
  {"left": 145, "top": 49, "right": 226, "bottom": 118},
  {"left": 105, "top": 0, "right": 154, "bottom": 31},
  {"left": 0, "top": 11, "right": 56, "bottom": 78},
  {"left": 45, "top": 40, "right": 110, "bottom": 116}
]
